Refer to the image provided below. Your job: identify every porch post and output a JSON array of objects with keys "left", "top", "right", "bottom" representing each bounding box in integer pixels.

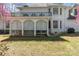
[
  {"left": 22, "top": 21, "right": 24, "bottom": 36},
  {"left": 34, "top": 21, "right": 36, "bottom": 36},
  {"left": 47, "top": 20, "right": 49, "bottom": 36},
  {"left": 9, "top": 20, "right": 11, "bottom": 35}
]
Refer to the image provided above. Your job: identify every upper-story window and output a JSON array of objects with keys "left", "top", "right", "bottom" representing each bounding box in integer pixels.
[
  {"left": 69, "top": 9, "right": 77, "bottom": 16},
  {"left": 53, "top": 8, "right": 58, "bottom": 15},
  {"left": 6, "top": 22, "right": 9, "bottom": 28},
  {"left": 48, "top": 8, "right": 51, "bottom": 13},
  {"left": 68, "top": 9, "right": 76, "bottom": 19},
  {"left": 60, "top": 8, "right": 62, "bottom": 15},
  {"left": 74, "top": 9, "right": 77, "bottom": 15}
]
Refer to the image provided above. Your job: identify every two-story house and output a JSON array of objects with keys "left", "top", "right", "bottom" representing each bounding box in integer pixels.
[{"left": 0, "top": 3, "right": 78, "bottom": 36}]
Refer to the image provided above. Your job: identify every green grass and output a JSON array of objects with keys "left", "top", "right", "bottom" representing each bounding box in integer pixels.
[{"left": 0, "top": 34, "right": 79, "bottom": 56}]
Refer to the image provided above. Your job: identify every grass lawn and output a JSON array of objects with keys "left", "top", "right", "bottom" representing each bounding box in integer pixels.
[{"left": 0, "top": 34, "right": 79, "bottom": 56}]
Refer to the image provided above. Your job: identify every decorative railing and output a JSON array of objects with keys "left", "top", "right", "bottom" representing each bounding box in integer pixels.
[{"left": 11, "top": 12, "right": 52, "bottom": 17}]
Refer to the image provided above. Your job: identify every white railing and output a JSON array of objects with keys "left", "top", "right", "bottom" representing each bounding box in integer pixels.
[{"left": 11, "top": 12, "right": 52, "bottom": 17}]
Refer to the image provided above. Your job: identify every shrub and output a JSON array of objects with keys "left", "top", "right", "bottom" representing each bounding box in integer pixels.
[{"left": 67, "top": 28, "right": 75, "bottom": 33}]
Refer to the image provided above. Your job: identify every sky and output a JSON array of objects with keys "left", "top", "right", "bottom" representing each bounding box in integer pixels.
[
  {"left": 4, "top": 3, "right": 30, "bottom": 12},
  {"left": 4, "top": 3, "right": 76, "bottom": 12},
  {"left": 64, "top": 3, "right": 75, "bottom": 6},
  {"left": 14, "top": 3, "right": 75, "bottom": 7},
  {"left": 15, "top": 3, "right": 75, "bottom": 6}
]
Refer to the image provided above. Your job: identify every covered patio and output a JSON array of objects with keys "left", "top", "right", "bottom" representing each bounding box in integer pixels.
[{"left": 9, "top": 16, "right": 50, "bottom": 36}]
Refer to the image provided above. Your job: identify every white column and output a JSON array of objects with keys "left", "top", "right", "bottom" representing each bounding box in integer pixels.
[
  {"left": 58, "top": 20, "right": 61, "bottom": 33},
  {"left": 9, "top": 20, "right": 11, "bottom": 35},
  {"left": 22, "top": 21, "right": 24, "bottom": 36},
  {"left": 58, "top": 20, "right": 60, "bottom": 29},
  {"left": 58, "top": 7, "right": 60, "bottom": 15},
  {"left": 34, "top": 21, "right": 36, "bottom": 36},
  {"left": 47, "top": 20, "right": 49, "bottom": 36}
]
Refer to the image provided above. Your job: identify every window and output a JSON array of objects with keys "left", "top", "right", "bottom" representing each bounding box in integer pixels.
[
  {"left": 69, "top": 9, "right": 72, "bottom": 16},
  {"left": 68, "top": 9, "right": 76, "bottom": 19},
  {"left": 60, "top": 21, "right": 62, "bottom": 29},
  {"left": 49, "top": 20, "right": 51, "bottom": 29},
  {"left": 53, "top": 8, "right": 58, "bottom": 15},
  {"left": 69, "top": 9, "right": 76, "bottom": 16},
  {"left": 48, "top": 8, "right": 51, "bottom": 12},
  {"left": 6, "top": 22, "right": 9, "bottom": 28},
  {"left": 74, "top": 9, "right": 77, "bottom": 15},
  {"left": 60, "top": 8, "right": 62, "bottom": 15},
  {"left": 53, "top": 20, "right": 58, "bottom": 28}
]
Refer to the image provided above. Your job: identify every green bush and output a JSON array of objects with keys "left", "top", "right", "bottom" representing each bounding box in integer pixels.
[{"left": 67, "top": 28, "right": 75, "bottom": 33}]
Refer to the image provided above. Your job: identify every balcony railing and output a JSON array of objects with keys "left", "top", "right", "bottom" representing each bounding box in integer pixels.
[
  {"left": 11, "top": 12, "right": 52, "bottom": 17},
  {"left": 67, "top": 15, "right": 76, "bottom": 20}
]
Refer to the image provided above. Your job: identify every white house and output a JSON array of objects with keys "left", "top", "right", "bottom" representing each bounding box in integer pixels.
[{"left": 0, "top": 3, "right": 79, "bottom": 36}]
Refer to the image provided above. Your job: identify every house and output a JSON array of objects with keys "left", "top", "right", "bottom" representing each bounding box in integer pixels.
[{"left": 0, "top": 3, "right": 79, "bottom": 36}]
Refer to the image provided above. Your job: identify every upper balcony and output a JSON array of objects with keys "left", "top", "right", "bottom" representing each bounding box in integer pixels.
[
  {"left": 67, "top": 16, "right": 76, "bottom": 20},
  {"left": 11, "top": 12, "right": 52, "bottom": 17}
]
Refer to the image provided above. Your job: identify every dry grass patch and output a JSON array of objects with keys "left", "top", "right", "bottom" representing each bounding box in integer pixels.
[{"left": 0, "top": 34, "right": 79, "bottom": 56}]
